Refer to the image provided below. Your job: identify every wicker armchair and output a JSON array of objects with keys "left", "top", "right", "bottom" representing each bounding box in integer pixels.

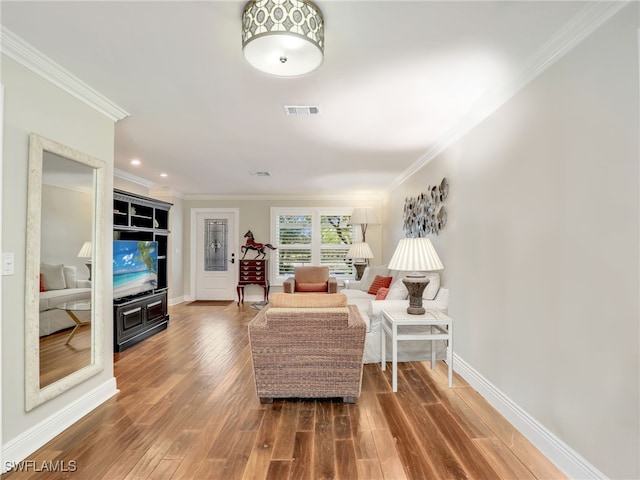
[
  {"left": 248, "top": 293, "right": 366, "bottom": 403},
  {"left": 282, "top": 266, "right": 338, "bottom": 293}
]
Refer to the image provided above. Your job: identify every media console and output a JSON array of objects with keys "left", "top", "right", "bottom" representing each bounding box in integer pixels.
[
  {"left": 113, "top": 190, "right": 172, "bottom": 352},
  {"left": 114, "top": 290, "right": 168, "bottom": 352}
]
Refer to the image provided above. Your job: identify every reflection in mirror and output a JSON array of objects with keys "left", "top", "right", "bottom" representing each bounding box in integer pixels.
[
  {"left": 39, "top": 153, "right": 94, "bottom": 388},
  {"left": 25, "top": 133, "right": 106, "bottom": 411}
]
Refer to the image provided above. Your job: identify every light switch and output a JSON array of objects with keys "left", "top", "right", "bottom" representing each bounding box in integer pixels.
[{"left": 2, "top": 252, "right": 14, "bottom": 275}]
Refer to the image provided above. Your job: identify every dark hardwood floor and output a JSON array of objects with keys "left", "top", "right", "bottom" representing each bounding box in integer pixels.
[{"left": 4, "top": 302, "right": 566, "bottom": 479}]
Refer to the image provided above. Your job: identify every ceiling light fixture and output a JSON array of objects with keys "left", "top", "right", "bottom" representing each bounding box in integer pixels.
[
  {"left": 131, "top": 159, "right": 141, "bottom": 166},
  {"left": 241, "top": 0, "right": 324, "bottom": 77}
]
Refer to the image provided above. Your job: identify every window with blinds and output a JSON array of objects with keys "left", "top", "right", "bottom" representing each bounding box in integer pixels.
[
  {"left": 272, "top": 208, "right": 354, "bottom": 281},
  {"left": 275, "top": 214, "right": 312, "bottom": 276},
  {"left": 320, "top": 215, "right": 352, "bottom": 275}
]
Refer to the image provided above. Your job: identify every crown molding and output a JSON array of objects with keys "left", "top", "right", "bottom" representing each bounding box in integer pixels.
[
  {"left": 149, "top": 186, "right": 186, "bottom": 200},
  {"left": 113, "top": 168, "right": 154, "bottom": 188},
  {"left": 0, "top": 26, "right": 129, "bottom": 122},
  {"left": 183, "top": 193, "right": 384, "bottom": 202},
  {"left": 388, "top": 1, "right": 629, "bottom": 192}
]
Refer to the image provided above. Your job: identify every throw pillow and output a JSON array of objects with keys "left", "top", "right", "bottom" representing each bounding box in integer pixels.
[
  {"left": 296, "top": 282, "right": 328, "bottom": 292},
  {"left": 40, "top": 263, "right": 66, "bottom": 290},
  {"left": 359, "top": 265, "right": 390, "bottom": 292},
  {"left": 367, "top": 275, "right": 393, "bottom": 295},
  {"left": 63, "top": 265, "right": 78, "bottom": 289},
  {"left": 375, "top": 287, "right": 389, "bottom": 300},
  {"left": 386, "top": 277, "right": 409, "bottom": 300},
  {"left": 39, "top": 274, "right": 47, "bottom": 293}
]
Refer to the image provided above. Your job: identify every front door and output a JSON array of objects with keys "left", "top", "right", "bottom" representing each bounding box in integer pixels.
[{"left": 193, "top": 209, "right": 238, "bottom": 300}]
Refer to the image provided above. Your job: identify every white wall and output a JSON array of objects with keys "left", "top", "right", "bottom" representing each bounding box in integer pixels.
[
  {"left": 384, "top": 5, "right": 639, "bottom": 478},
  {"left": 1, "top": 56, "right": 116, "bottom": 448},
  {"left": 41, "top": 185, "right": 92, "bottom": 278}
]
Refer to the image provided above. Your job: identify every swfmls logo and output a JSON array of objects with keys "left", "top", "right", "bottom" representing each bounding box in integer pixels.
[{"left": 5, "top": 460, "right": 77, "bottom": 473}]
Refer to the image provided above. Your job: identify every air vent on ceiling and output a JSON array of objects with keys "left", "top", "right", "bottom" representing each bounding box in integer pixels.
[
  {"left": 283, "top": 105, "right": 320, "bottom": 116},
  {"left": 251, "top": 171, "right": 272, "bottom": 177}
]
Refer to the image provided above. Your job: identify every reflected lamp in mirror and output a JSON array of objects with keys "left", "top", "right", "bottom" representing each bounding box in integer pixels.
[
  {"left": 387, "top": 238, "right": 444, "bottom": 315},
  {"left": 348, "top": 207, "right": 379, "bottom": 242},
  {"left": 77, "top": 241, "right": 92, "bottom": 280},
  {"left": 346, "top": 242, "right": 374, "bottom": 281}
]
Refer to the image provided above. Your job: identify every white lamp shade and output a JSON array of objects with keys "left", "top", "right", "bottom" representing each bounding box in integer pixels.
[
  {"left": 346, "top": 242, "right": 374, "bottom": 260},
  {"left": 348, "top": 207, "right": 379, "bottom": 226},
  {"left": 387, "top": 238, "right": 443, "bottom": 272},
  {"left": 77, "top": 241, "right": 92, "bottom": 259},
  {"left": 242, "top": 0, "right": 324, "bottom": 77}
]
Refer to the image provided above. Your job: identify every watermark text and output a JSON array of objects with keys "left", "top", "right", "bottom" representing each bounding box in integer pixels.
[{"left": 5, "top": 460, "right": 77, "bottom": 473}]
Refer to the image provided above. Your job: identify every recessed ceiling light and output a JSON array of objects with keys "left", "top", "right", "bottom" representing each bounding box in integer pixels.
[
  {"left": 160, "top": 173, "right": 168, "bottom": 177},
  {"left": 131, "top": 159, "right": 141, "bottom": 166}
]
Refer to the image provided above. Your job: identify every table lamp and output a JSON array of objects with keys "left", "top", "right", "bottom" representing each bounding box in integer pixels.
[
  {"left": 346, "top": 242, "right": 374, "bottom": 280},
  {"left": 77, "top": 241, "right": 92, "bottom": 280},
  {"left": 387, "top": 237, "right": 443, "bottom": 314}
]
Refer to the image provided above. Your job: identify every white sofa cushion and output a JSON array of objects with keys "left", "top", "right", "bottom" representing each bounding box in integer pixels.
[
  {"left": 39, "top": 287, "right": 91, "bottom": 312},
  {"left": 386, "top": 277, "right": 408, "bottom": 300},
  {"left": 40, "top": 263, "right": 66, "bottom": 290},
  {"left": 422, "top": 272, "right": 441, "bottom": 300},
  {"left": 63, "top": 265, "right": 78, "bottom": 289}
]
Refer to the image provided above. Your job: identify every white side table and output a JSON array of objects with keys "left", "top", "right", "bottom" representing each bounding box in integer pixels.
[{"left": 381, "top": 308, "right": 453, "bottom": 391}]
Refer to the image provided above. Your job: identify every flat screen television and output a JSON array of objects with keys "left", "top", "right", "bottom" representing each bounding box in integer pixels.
[{"left": 113, "top": 240, "right": 158, "bottom": 298}]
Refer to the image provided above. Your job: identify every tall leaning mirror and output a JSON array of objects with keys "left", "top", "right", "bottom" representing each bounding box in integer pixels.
[{"left": 25, "top": 133, "right": 106, "bottom": 411}]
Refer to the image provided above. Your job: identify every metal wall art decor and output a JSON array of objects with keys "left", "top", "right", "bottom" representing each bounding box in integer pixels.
[{"left": 403, "top": 177, "right": 449, "bottom": 237}]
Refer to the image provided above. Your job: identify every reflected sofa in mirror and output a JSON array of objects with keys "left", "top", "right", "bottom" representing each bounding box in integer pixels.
[{"left": 25, "top": 133, "right": 106, "bottom": 411}]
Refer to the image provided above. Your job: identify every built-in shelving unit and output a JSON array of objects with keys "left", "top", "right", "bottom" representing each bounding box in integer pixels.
[{"left": 113, "top": 189, "right": 172, "bottom": 352}]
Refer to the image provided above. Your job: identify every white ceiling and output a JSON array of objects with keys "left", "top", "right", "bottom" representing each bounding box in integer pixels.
[{"left": 2, "top": 1, "right": 591, "bottom": 197}]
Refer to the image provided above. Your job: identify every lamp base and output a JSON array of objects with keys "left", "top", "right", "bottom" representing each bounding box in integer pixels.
[
  {"left": 402, "top": 275, "right": 429, "bottom": 315},
  {"left": 86, "top": 262, "right": 92, "bottom": 281},
  {"left": 353, "top": 262, "right": 367, "bottom": 281}
]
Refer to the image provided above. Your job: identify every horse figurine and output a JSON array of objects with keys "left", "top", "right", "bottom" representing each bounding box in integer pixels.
[{"left": 241, "top": 230, "right": 276, "bottom": 259}]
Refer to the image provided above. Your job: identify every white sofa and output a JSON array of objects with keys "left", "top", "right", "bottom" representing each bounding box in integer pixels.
[
  {"left": 39, "top": 264, "right": 91, "bottom": 337},
  {"left": 340, "top": 265, "right": 449, "bottom": 364}
]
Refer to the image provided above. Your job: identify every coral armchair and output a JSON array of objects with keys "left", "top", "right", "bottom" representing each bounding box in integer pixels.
[{"left": 282, "top": 266, "right": 338, "bottom": 293}]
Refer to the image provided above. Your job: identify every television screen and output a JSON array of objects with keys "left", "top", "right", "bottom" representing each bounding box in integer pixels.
[{"left": 113, "top": 240, "right": 158, "bottom": 298}]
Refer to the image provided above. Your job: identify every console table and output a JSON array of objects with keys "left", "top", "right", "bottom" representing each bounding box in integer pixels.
[
  {"left": 381, "top": 308, "right": 453, "bottom": 391},
  {"left": 237, "top": 259, "right": 269, "bottom": 305}
]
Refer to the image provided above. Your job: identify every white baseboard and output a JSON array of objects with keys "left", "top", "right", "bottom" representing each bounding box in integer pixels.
[
  {"left": 2, "top": 378, "right": 118, "bottom": 472},
  {"left": 168, "top": 295, "right": 184, "bottom": 306},
  {"left": 453, "top": 353, "right": 606, "bottom": 479}
]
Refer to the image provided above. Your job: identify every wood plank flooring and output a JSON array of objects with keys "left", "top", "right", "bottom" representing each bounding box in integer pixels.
[
  {"left": 40, "top": 326, "right": 92, "bottom": 388},
  {"left": 3, "top": 302, "right": 566, "bottom": 479}
]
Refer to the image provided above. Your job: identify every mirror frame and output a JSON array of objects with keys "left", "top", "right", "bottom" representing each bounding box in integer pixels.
[{"left": 25, "top": 133, "right": 106, "bottom": 411}]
